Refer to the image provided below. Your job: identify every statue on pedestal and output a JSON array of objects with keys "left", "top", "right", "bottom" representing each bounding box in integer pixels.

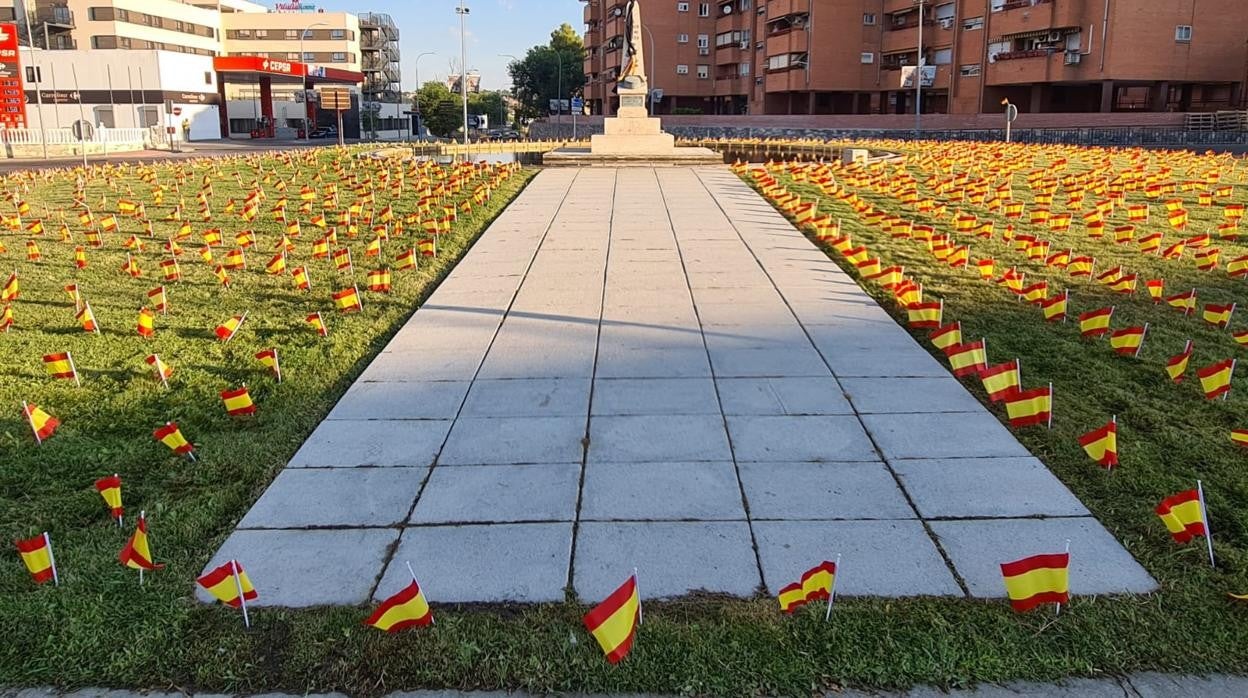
[{"left": 618, "top": 0, "right": 647, "bottom": 92}]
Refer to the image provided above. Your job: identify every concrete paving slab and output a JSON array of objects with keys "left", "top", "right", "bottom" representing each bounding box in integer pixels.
[
  {"left": 239, "top": 468, "right": 425, "bottom": 528},
  {"left": 288, "top": 420, "right": 451, "bottom": 468},
  {"left": 197, "top": 528, "right": 396, "bottom": 607},
  {"left": 326, "top": 380, "right": 470, "bottom": 421},
  {"left": 591, "top": 377, "right": 720, "bottom": 415},
  {"left": 589, "top": 414, "right": 732, "bottom": 462},
  {"left": 1127, "top": 673, "right": 1248, "bottom": 698},
  {"left": 716, "top": 377, "right": 854, "bottom": 415},
  {"left": 840, "top": 376, "right": 984, "bottom": 414},
  {"left": 860, "top": 411, "right": 1032, "bottom": 461},
  {"left": 580, "top": 461, "right": 746, "bottom": 521},
  {"left": 753, "top": 520, "right": 962, "bottom": 597},
  {"left": 739, "top": 461, "right": 913, "bottom": 520},
  {"left": 376, "top": 523, "right": 572, "bottom": 603},
  {"left": 410, "top": 463, "right": 580, "bottom": 523},
  {"left": 726, "top": 415, "right": 879, "bottom": 462},
  {"left": 459, "top": 378, "right": 591, "bottom": 417},
  {"left": 574, "top": 521, "right": 760, "bottom": 601},
  {"left": 931, "top": 518, "right": 1157, "bottom": 597},
  {"left": 894, "top": 458, "right": 1090, "bottom": 519},
  {"left": 439, "top": 416, "right": 585, "bottom": 465},
  {"left": 707, "top": 345, "right": 833, "bottom": 378}
]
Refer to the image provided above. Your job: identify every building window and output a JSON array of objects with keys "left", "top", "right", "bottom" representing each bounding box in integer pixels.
[
  {"left": 699, "top": 3, "right": 710, "bottom": 17},
  {"left": 1175, "top": 25, "right": 1192, "bottom": 42},
  {"left": 229, "top": 118, "right": 257, "bottom": 134},
  {"left": 860, "top": 52, "right": 874, "bottom": 64},
  {"left": 933, "top": 48, "right": 952, "bottom": 64},
  {"left": 138, "top": 106, "right": 160, "bottom": 127},
  {"left": 332, "top": 52, "right": 347, "bottom": 62},
  {"left": 117, "top": 8, "right": 128, "bottom": 21},
  {"left": 255, "top": 29, "right": 267, "bottom": 38},
  {"left": 697, "top": 64, "right": 709, "bottom": 79},
  {"left": 676, "top": 64, "right": 689, "bottom": 74},
  {"left": 236, "top": 29, "right": 251, "bottom": 38},
  {"left": 285, "top": 29, "right": 298, "bottom": 39},
  {"left": 287, "top": 52, "right": 300, "bottom": 60},
  {"left": 89, "top": 7, "right": 115, "bottom": 21},
  {"left": 331, "top": 29, "right": 345, "bottom": 39},
  {"left": 960, "top": 64, "right": 981, "bottom": 77},
  {"left": 739, "top": 62, "right": 749, "bottom": 75},
  {"left": 94, "top": 106, "right": 115, "bottom": 128},
  {"left": 934, "top": 3, "right": 955, "bottom": 20},
  {"left": 677, "top": 1, "right": 689, "bottom": 10},
  {"left": 174, "top": 20, "right": 184, "bottom": 32},
  {"left": 739, "top": 0, "right": 750, "bottom": 9},
  {"left": 204, "top": 71, "right": 213, "bottom": 85},
  {"left": 697, "top": 34, "right": 709, "bottom": 48},
  {"left": 863, "top": 13, "right": 876, "bottom": 25},
  {"left": 962, "top": 16, "right": 983, "bottom": 30},
  {"left": 303, "top": 52, "right": 315, "bottom": 61},
  {"left": 677, "top": 33, "right": 689, "bottom": 43}
]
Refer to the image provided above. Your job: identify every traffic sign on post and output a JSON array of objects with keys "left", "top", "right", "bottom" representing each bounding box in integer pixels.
[{"left": 318, "top": 88, "right": 351, "bottom": 146}]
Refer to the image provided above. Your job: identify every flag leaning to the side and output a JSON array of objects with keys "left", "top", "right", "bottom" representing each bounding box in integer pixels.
[
  {"left": 583, "top": 574, "right": 642, "bottom": 665},
  {"left": 1156, "top": 489, "right": 1207, "bottom": 544},
  {"left": 1000, "top": 552, "right": 1070, "bottom": 613},
  {"left": 1166, "top": 341, "right": 1193, "bottom": 383},
  {"left": 777, "top": 560, "right": 838, "bottom": 615},
  {"left": 364, "top": 580, "right": 434, "bottom": 632},
  {"left": 197, "top": 559, "right": 258, "bottom": 627},
  {"left": 1197, "top": 359, "right": 1235, "bottom": 400},
  {"left": 119, "top": 512, "right": 165, "bottom": 573},
  {"left": 15, "top": 532, "right": 57, "bottom": 585},
  {"left": 94, "top": 474, "right": 124, "bottom": 523},
  {"left": 1077, "top": 418, "right": 1118, "bottom": 469}
]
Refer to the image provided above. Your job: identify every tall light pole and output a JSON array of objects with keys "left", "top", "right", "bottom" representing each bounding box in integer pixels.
[
  {"left": 413, "top": 50, "right": 436, "bottom": 139},
  {"left": 456, "top": 1, "right": 470, "bottom": 147},
  {"left": 499, "top": 53, "right": 517, "bottom": 129},
  {"left": 300, "top": 20, "right": 328, "bottom": 141},
  {"left": 551, "top": 48, "right": 564, "bottom": 129}
]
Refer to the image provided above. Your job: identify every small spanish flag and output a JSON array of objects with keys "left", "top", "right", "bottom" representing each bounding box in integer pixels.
[
  {"left": 583, "top": 574, "right": 641, "bottom": 664},
  {"left": 1000, "top": 551, "right": 1069, "bottom": 613},
  {"left": 1231, "top": 429, "right": 1248, "bottom": 448},
  {"left": 1077, "top": 307, "right": 1113, "bottom": 338},
  {"left": 1003, "top": 385, "right": 1052, "bottom": 429},
  {"left": 333, "top": 285, "right": 363, "bottom": 313},
  {"left": 43, "top": 352, "right": 78, "bottom": 382},
  {"left": 1039, "top": 292, "right": 1067, "bottom": 322},
  {"left": 265, "top": 253, "right": 287, "bottom": 275},
  {"left": 148, "top": 286, "right": 168, "bottom": 313},
  {"left": 2, "top": 271, "right": 20, "bottom": 301},
  {"left": 215, "top": 314, "right": 245, "bottom": 342},
  {"left": 95, "top": 474, "right": 124, "bottom": 522},
  {"left": 1109, "top": 325, "right": 1147, "bottom": 357},
  {"left": 0, "top": 304, "right": 11, "bottom": 332},
  {"left": 1157, "top": 487, "right": 1208, "bottom": 545},
  {"left": 255, "top": 348, "right": 281, "bottom": 382},
  {"left": 15, "top": 533, "right": 57, "bottom": 585},
  {"left": 333, "top": 248, "right": 353, "bottom": 271},
  {"left": 1078, "top": 418, "right": 1118, "bottom": 469},
  {"left": 23, "top": 402, "right": 59, "bottom": 443},
  {"left": 291, "top": 266, "right": 312, "bottom": 291},
  {"left": 1202, "top": 302, "right": 1235, "bottom": 329},
  {"left": 947, "top": 340, "right": 987, "bottom": 378},
  {"left": 418, "top": 238, "right": 436, "bottom": 257},
  {"left": 929, "top": 321, "right": 962, "bottom": 353},
  {"left": 395, "top": 248, "right": 417, "bottom": 271},
  {"left": 306, "top": 311, "right": 328, "bottom": 337},
  {"left": 221, "top": 386, "right": 257, "bottom": 416},
  {"left": 365, "top": 578, "right": 434, "bottom": 632},
  {"left": 1166, "top": 289, "right": 1197, "bottom": 315},
  {"left": 1197, "top": 359, "right": 1235, "bottom": 400},
  {"left": 777, "top": 560, "right": 838, "bottom": 615},
  {"left": 906, "top": 301, "right": 942, "bottom": 329},
  {"left": 76, "top": 303, "right": 99, "bottom": 333},
  {"left": 119, "top": 511, "right": 164, "bottom": 573},
  {"left": 980, "top": 360, "right": 1020, "bottom": 402},
  {"left": 137, "top": 307, "right": 157, "bottom": 338},
  {"left": 367, "top": 268, "right": 392, "bottom": 293},
  {"left": 154, "top": 422, "right": 194, "bottom": 457},
  {"left": 196, "top": 559, "right": 258, "bottom": 619}
]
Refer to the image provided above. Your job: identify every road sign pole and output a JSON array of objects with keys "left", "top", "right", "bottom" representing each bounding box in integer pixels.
[{"left": 337, "top": 109, "right": 344, "bottom": 146}]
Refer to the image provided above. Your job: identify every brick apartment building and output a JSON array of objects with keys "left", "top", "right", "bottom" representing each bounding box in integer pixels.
[{"left": 582, "top": 0, "right": 1248, "bottom": 116}]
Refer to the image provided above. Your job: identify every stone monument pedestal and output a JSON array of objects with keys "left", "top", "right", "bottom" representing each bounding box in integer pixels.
[{"left": 544, "top": 84, "right": 720, "bottom": 167}]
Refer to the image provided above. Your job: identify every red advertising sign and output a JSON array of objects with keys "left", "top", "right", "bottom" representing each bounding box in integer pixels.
[
  {"left": 0, "top": 23, "right": 28, "bottom": 129},
  {"left": 213, "top": 55, "right": 307, "bottom": 78}
]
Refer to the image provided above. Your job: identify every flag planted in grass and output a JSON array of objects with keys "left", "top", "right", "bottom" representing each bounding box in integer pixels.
[
  {"left": 584, "top": 574, "right": 642, "bottom": 664},
  {"left": 1001, "top": 550, "right": 1069, "bottom": 613}
]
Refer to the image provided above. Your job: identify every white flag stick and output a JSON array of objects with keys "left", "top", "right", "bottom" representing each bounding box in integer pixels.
[
  {"left": 405, "top": 560, "right": 433, "bottom": 625},
  {"left": 634, "top": 567, "right": 643, "bottom": 627},
  {"left": 231, "top": 560, "right": 251, "bottom": 629},
  {"left": 45, "top": 531, "right": 59, "bottom": 586},
  {"left": 1047, "top": 382, "right": 1054, "bottom": 429},
  {"left": 1193, "top": 484, "right": 1213, "bottom": 571},
  {"left": 138, "top": 510, "right": 146, "bottom": 587},
  {"left": 1055, "top": 538, "right": 1071, "bottom": 615},
  {"left": 68, "top": 351, "right": 81, "bottom": 387},
  {"left": 825, "top": 554, "right": 841, "bottom": 623},
  {"left": 22, "top": 400, "right": 42, "bottom": 445}
]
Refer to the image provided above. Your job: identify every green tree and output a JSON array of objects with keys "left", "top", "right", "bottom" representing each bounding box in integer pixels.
[
  {"left": 469, "top": 91, "right": 510, "bottom": 129},
  {"left": 507, "top": 23, "right": 586, "bottom": 121},
  {"left": 411, "top": 81, "right": 461, "bottom": 138}
]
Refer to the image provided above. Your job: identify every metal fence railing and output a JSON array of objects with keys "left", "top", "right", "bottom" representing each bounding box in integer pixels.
[{"left": 0, "top": 127, "right": 156, "bottom": 146}]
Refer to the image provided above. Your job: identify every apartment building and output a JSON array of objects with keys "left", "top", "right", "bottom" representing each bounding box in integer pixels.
[{"left": 583, "top": 0, "right": 1247, "bottom": 115}]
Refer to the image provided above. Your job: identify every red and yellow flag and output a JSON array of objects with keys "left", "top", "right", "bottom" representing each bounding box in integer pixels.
[
  {"left": 1156, "top": 489, "right": 1207, "bottom": 544},
  {"left": 119, "top": 512, "right": 164, "bottom": 571},
  {"left": 980, "top": 360, "right": 1020, "bottom": 402},
  {"left": 43, "top": 352, "right": 77, "bottom": 381},
  {"left": 947, "top": 340, "right": 987, "bottom": 378},
  {"left": 1003, "top": 385, "right": 1052, "bottom": 428},
  {"left": 221, "top": 387, "right": 256, "bottom": 416},
  {"left": 215, "top": 314, "right": 245, "bottom": 342},
  {"left": 1077, "top": 307, "right": 1113, "bottom": 338},
  {"left": 1197, "top": 359, "right": 1235, "bottom": 399},
  {"left": 196, "top": 560, "right": 258, "bottom": 608},
  {"left": 95, "top": 474, "right": 124, "bottom": 521},
  {"left": 145, "top": 354, "right": 173, "bottom": 382},
  {"left": 777, "top": 560, "right": 837, "bottom": 614},
  {"left": 1000, "top": 552, "right": 1069, "bottom": 612},
  {"left": 15, "top": 533, "right": 56, "bottom": 584},
  {"left": 333, "top": 286, "right": 363, "bottom": 313},
  {"left": 583, "top": 575, "right": 641, "bottom": 664},
  {"left": 906, "top": 301, "right": 942, "bottom": 329},
  {"left": 1109, "top": 325, "right": 1146, "bottom": 356},
  {"left": 23, "top": 402, "right": 59, "bottom": 442},
  {"left": 1202, "top": 302, "right": 1235, "bottom": 328},
  {"left": 364, "top": 580, "right": 434, "bottom": 632},
  {"left": 306, "top": 311, "right": 328, "bottom": 337},
  {"left": 154, "top": 422, "right": 194, "bottom": 456},
  {"left": 1078, "top": 419, "right": 1118, "bottom": 469}
]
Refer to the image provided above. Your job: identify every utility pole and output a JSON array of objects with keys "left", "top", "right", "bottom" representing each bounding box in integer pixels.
[
  {"left": 414, "top": 51, "right": 436, "bottom": 139},
  {"left": 300, "top": 21, "right": 327, "bottom": 141},
  {"left": 456, "top": 1, "right": 470, "bottom": 147}
]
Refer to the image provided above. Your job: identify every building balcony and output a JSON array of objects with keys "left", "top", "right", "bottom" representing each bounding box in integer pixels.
[
  {"left": 765, "top": 30, "right": 807, "bottom": 57},
  {"left": 881, "top": 23, "right": 939, "bottom": 54},
  {"left": 765, "top": 0, "right": 811, "bottom": 19},
  {"left": 991, "top": 0, "right": 1057, "bottom": 36},
  {"left": 985, "top": 48, "right": 1085, "bottom": 85}
]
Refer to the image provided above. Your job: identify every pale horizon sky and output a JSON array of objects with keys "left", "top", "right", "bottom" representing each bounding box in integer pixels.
[{"left": 307, "top": 1, "right": 585, "bottom": 92}]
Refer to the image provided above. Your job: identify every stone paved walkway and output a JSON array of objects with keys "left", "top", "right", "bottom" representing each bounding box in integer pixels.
[{"left": 198, "top": 167, "right": 1155, "bottom": 607}]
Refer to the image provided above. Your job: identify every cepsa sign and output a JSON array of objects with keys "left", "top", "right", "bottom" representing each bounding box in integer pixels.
[
  {"left": 0, "top": 23, "right": 27, "bottom": 129},
  {"left": 212, "top": 56, "right": 307, "bottom": 77}
]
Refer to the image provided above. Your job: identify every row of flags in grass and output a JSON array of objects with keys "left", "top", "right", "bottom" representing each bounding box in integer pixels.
[{"left": 748, "top": 163, "right": 1248, "bottom": 455}]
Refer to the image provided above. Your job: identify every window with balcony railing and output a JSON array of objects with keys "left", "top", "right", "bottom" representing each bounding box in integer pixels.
[{"left": 766, "top": 13, "right": 808, "bottom": 36}]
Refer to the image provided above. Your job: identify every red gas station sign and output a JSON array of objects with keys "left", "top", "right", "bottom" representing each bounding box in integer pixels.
[
  {"left": 0, "top": 22, "right": 28, "bottom": 128},
  {"left": 213, "top": 55, "right": 307, "bottom": 78}
]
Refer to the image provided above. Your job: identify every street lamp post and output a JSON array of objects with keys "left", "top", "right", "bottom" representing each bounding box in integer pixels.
[
  {"left": 553, "top": 49, "right": 564, "bottom": 129},
  {"left": 413, "top": 51, "right": 436, "bottom": 139},
  {"left": 456, "top": 1, "right": 471, "bottom": 147},
  {"left": 914, "top": 0, "right": 924, "bottom": 137},
  {"left": 499, "top": 53, "right": 518, "bottom": 129},
  {"left": 300, "top": 20, "right": 328, "bottom": 142}
]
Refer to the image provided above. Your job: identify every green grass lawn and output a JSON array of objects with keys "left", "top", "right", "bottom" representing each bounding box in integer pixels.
[{"left": 4, "top": 142, "right": 1248, "bottom": 697}]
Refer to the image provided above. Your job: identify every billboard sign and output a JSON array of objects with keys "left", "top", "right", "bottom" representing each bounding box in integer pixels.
[
  {"left": 0, "top": 23, "right": 27, "bottom": 128},
  {"left": 899, "top": 66, "right": 937, "bottom": 89}
]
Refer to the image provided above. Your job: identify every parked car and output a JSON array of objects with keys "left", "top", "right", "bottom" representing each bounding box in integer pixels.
[{"left": 295, "top": 126, "right": 338, "bottom": 139}]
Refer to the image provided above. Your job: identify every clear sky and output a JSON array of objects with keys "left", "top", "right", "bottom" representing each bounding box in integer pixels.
[{"left": 307, "top": 0, "right": 584, "bottom": 92}]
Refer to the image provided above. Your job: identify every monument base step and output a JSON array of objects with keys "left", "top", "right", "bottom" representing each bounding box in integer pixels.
[{"left": 542, "top": 147, "right": 723, "bottom": 168}]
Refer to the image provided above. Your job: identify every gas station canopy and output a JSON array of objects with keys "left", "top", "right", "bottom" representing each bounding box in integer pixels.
[{"left": 212, "top": 56, "right": 363, "bottom": 86}]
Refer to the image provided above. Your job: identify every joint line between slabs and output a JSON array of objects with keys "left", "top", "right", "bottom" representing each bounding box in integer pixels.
[
  {"left": 368, "top": 169, "right": 585, "bottom": 602},
  {"left": 567, "top": 168, "right": 619, "bottom": 601},
  {"left": 690, "top": 167, "right": 972, "bottom": 598}
]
